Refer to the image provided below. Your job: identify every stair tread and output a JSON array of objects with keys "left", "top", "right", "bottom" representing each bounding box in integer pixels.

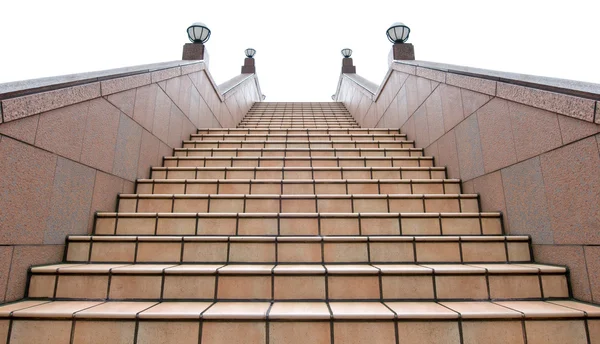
[{"left": 3, "top": 300, "right": 598, "bottom": 320}]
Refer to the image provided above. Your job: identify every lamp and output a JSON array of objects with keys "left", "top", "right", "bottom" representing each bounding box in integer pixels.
[
  {"left": 341, "top": 48, "right": 352, "bottom": 58},
  {"left": 245, "top": 48, "right": 257, "bottom": 58},
  {"left": 187, "top": 22, "right": 211, "bottom": 44},
  {"left": 386, "top": 22, "right": 410, "bottom": 44}
]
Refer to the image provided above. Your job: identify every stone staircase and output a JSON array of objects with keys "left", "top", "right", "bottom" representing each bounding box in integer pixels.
[{"left": 1, "top": 102, "right": 599, "bottom": 344}]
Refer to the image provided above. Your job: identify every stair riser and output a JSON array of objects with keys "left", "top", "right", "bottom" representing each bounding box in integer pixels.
[
  {"left": 196, "top": 130, "right": 402, "bottom": 134},
  {"left": 181, "top": 142, "right": 414, "bottom": 149},
  {"left": 135, "top": 180, "right": 461, "bottom": 195},
  {"left": 190, "top": 135, "right": 408, "bottom": 142},
  {"left": 28, "top": 272, "right": 568, "bottom": 301},
  {"left": 5, "top": 318, "right": 592, "bottom": 344},
  {"left": 117, "top": 196, "right": 478, "bottom": 214},
  {"left": 173, "top": 149, "right": 423, "bottom": 158},
  {"left": 94, "top": 215, "right": 501, "bottom": 236},
  {"left": 163, "top": 157, "right": 434, "bottom": 168},
  {"left": 150, "top": 168, "right": 446, "bottom": 180},
  {"left": 66, "top": 240, "right": 531, "bottom": 264}
]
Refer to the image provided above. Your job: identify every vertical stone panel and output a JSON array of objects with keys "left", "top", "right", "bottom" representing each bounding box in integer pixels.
[
  {"left": 0, "top": 115, "right": 39, "bottom": 144},
  {"left": 113, "top": 113, "right": 143, "bottom": 180},
  {"left": 455, "top": 114, "right": 485, "bottom": 180},
  {"left": 416, "top": 77, "right": 432, "bottom": 106},
  {"left": 35, "top": 102, "right": 89, "bottom": 161},
  {"left": 5, "top": 245, "right": 63, "bottom": 302},
  {"left": 558, "top": 115, "right": 600, "bottom": 145},
  {"left": 540, "top": 137, "right": 600, "bottom": 245},
  {"left": 533, "top": 245, "right": 591, "bottom": 302},
  {"left": 425, "top": 88, "right": 445, "bottom": 143},
  {"left": 87, "top": 171, "right": 125, "bottom": 232},
  {"left": 44, "top": 157, "right": 96, "bottom": 244},
  {"left": 133, "top": 84, "right": 157, "bottom": 131},
  {"left": 440, "top": 84, "right": 464, "bottom": 131},
  {"left": 0, "top": 137, "right": 57, "bottom": 245},
  {"left": 413, "top": 106, "right": 430, "bottom": 148},
  {"left": 508, "top": 102, "right": 562, "bottom": 161},
  {"left": 405, "top": 76, "right": 419, "bottom": 116},
  {"left": 437, "top": 130, "right": 460, "bottom": 179},
  {"left": 461, "top": 89, "right": 490, "bottom": 117},
  {"left": 80, "top": 98, "right": 120, "bottom": 173},
  {"left": 168, "top": 104, "right": 184, "bottom": 148},
  {"left": 165, "top": 77, "right": 181, "bottom": 105},
  {"left": 0, "top": 246, "right": 13, "bottom": 302},
  {"left": 401, "top": 115, "right": 416, "bottom": 143},
  {"left": 107, "top": 89, "right": 136, "bottom": 118},
  {"left": 178, "top": 76, "right": 192, "bottom": 117},
  {"left": 472, "top": 171, "right": 508, "bottom": 231},
  {"left": 476, "top": 98, "right": 517, "bottom": 173},
  {"left": 137, "top": 129, "right": 161, "bottom": 179},
  {"left": 501, "top": 157, "right": 552, "bottom": 243},
  {"left": 152, "top": 88, "right": 172, "bottom": 144},
  {"left": 584, "top": 246, "right": 600, "bottom": 303}
]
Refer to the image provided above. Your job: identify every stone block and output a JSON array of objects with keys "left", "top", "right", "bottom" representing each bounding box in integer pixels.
[
  {"left": 454, "top": 114, "right": 485, "bottom": 180},
  {"left": 476, "top": 98, "right": 517, "bottom": 172},
  {"left": 181, "top": 62, "right": 204, "bottom": 75},
  {"left": 584, "top": 246, "right": 600, "bottom": 303},
  {"left": 391, "top": 43, "right": 415, "bottom": 60},
  {"left": 100, "top": 73, "right": 151, "bottom": 96},
  {"left": 35, "top": 102, "right": 89, "bottom": 161},
  {"left": 416, "top": 77, "right": 432, "bottom": 106},
  {"left": 178, "top": 76, "right": 193, "bottom": 117},
  {"left": 437, "top": 130, "right": 460, "bottom": 179},
  {"left": 80, "top": 98, "right": 120, "bottom": 172},
  {"left": 558, "top": 114, "right": 600, "bottom": 144},
  {"left": 168, "top": 104, "right": 184, "bottom": 149},
  {"left": 508, "top": 102, "right": 562, "bottom": 162},
  {"left": 447, "top": 73, "right": 496, "bottom": 96},
  {"left": 497, "top": 82, "right": 595, "bottom": 122},
  {"left": 0, "top": 137, "right": 56, "bottom": 245},
  {"left": 440, "top": 85, "right": 464, "bottom": 132},
  {"left": 0, "top": 114, "right": 39, "bottom": 144},
  {"left": 165, "top": 77, "right": 181, "bottom": 106},
  {"left": 472, "top": 171, "right": 508, "bottom": 231},
  {"left": 401, "top": 115, "right": 416, "bottom": 145},
  {"left": 5, "top": 245, "right": 63, "bottom": 301},
  {"left": 413, "top": 106, "right": 430, "bottom": 148},
  {"left": 501, "top": 157, "right": 553, "bottom": 244},
  {"left": 416, "top": 67, "right": 446, "bottom": 83},
  {"left": 113, "top": 113, "right": 142, "bottom": 180},
  {"left": 44, "top": 157, "right": 95, "bottom": 244},
  {"left": 461, "top": 89, "right": 490, "bottom": 117},
  {"left": 540, "top": 137, "right": 600, "bottom": 245},
  {"left": 0, "top": 246, "right": 13, "bottom": 302},
  {"left": 107, "top": 89, "right": 136, "bottom": 118},
  {"left": 425, "top": 88, "right": 445, "bottom": 142},
  {"left": 404, "top": 76, "right": 419, "bottom": 116},
  {"left": 1, "top": 82, "right": 100, "bottom": 122},
  {"left": 137, "top": 129, "right": 161, "bottom": 179},
  {"left": 151, "top": 67, "right": 181, "bottom": 83},
  {"left": 133, "top": 84, "right": 158, "bottom": 131},
  {"left": 87, "top": 171, "right": 124, "bottom": 232},
  {"left": 533, "top": 244, "right": 591, "bottom": 301},
  {"left": 182, "top": 43, "right": 206, "bottom": 61},
  {"left": 152, "top": 88, "right": 172, "bottom": 143}
]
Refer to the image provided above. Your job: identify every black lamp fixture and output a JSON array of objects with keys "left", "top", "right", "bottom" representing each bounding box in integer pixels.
[
  {"left": 187, "top": 22, "right": 211, "bottom": 44},
  {"left": 386, "top": 22, "right": 410, "bottom": 44},
  {"left": 341, "top": 48, "right": 353, "bottom": 58},
  {"left": 245, "top": 48, "right": 257, "bottom": 58}
]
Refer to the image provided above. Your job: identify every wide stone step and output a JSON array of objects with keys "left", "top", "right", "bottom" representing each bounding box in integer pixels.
[
  {"left": 196, "top": 128, "right": 403, "bottom": 134},
  {"left": 237, "top": 125, "right": 361, "bottom": 128},
  {"left": 172, "top": 147, "right": 423, "bottom": 158},
  {"left": 117, "top": 194, "right": 478, "bottom": 214},
  {"left": 190, "top": 133, "right": 407, "bottom": 141},
  {"left": 162, "top": 156, "right": 434, "bottom": 168},
  {"left": 65, "top": 235, "right": 529, "bottom": 264},
  {"left": 150, "top": 166, "right": 446, "bottom": 180},
  {"left": 2, "top": 300, "right": 597, "bottom": 344},
  {"left": 135, "top": 178, "right": 461, "bottom": 195},
  {"left": 27, "top": 263, "right": 568, "bottom": 301},
  {"left": 181, "top": 140, "right": 415, "bottom": 149}
]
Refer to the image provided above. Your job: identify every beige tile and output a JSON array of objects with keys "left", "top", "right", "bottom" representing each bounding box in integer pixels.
[
  {"left": 95, "top": 217, "right": 116, "bottom": 235},
  {"left": 328, "top": 276, "right": 379, "bottom": 299},
  {"left": 109, "top": 276, "right": 162, "bottom": 299},
  {"left": 279, "top": 217, "right": 319, "bottom": 236},
  {"left": 462, "top": 320, "right": 525, "bottom": 344},
  {"left": 525, "top": 320, "right": 587, "bottom": 344},
  {"left": 28, "top": 275, "right": 56, "bottom": 298},
  {"left": 402, "top": 217, "right": 440, "bottom": 235},
  {"left": 218, "top": 276, "right": 271, "bottom": 299},
  {"left": 10, "top": 320, "right": 72, "bottom": 343},
  {"left": 72, "top": 320, "right": 136, "bottom": 344},
  {"left": 197, "top": 217, "right": 236, "bottom": 235},
  {"left": 334, "top": 322, "right": 396, "bottom": 344},
  {"left": 163, "top": 276, "right": 215, "bottom": 299},
  {"left": 330, "top": 302, "right": 394, "bottom": 319},
  {"left": 137, "top": 321, "right": 199, "bottom": 344},
  {"left": 202, "top": 322, "right": 265, "bottom": 344},
  {"left": 481, "top": 217, "right": 503, "bottom": 235},
  {"left": 182, "top": 242, "right": 228, "bottom": 262},
  {"left": 489, "top": 275, "right": 541, "bottom": 299},
  {"left": 137, "top": 199, "right": 172, "bottom": 213},
  {"left": 386, "top": 302, "right": 458, "bottom": 319},
  {"left": 274, "top": 276, "right": 326, "bottom": 299},
  {"left": 278, "top": 243, "right": 322, "bottom": 263},
  {"left": 415, "top": 242, "right": 461, "bottom": 262},
  {"left": 66, "top": 242, "right": 91, "bottom": 262},
  {"left": 173, "top": 198, "right": 208, "bottom": 213},
  {"left": 90, "top": 242, "right": 136, "bottom": 262},
  {"left": 541, "top": 275, "right": 569, "bottom": 298},
  {"left": 324, "top": 243, "right": 368, "bottom": 263},
  {"left": 320, "top": 217, "right": 359, "bottom": 235},
  {"left": 370, "top": 242, "right": 415, "bottom": 262},
  {"left": 462, "top": 242, "right": 506, "bottom": 262},
  {"left": 117, "top": 217, "right": 155, "bottom": 235},
  {"left": 156, "top": 218, "right": 196, "bottom": 235},
  {"left": 269, "top": 302, "right": 330, "bottom": 319},
  {"left": 229, "top": 243, "right": 275, "bottom": 263},
  {"left": 436, "top": 275, "right": 488, "bottom": 299},
  {"left": 381, "top": 275, "right": 434, "bottom": 299},
  {"left": 238, "top": 218, "right": 278, "bottom": 236},
  {"left": 396, "top": 321, "right": 460, "bottom": 344},
  {"left": 281, "top": 199, "right": 316, "bottom": 213},
  {"left": 245, "top": 199, "right": 280, "bottom": 213},
  {"left": 269, "top": 322, "right": 330, "bottom": 344},
  {"left": 361, "top": 217, "right": 400, "bottom": 235},
  {"left": 202, "top": 302, "right": 270, "bottom": 319},
  {"left": 441, "top": 217, "right": 481, "bottom": 235},
  {"left": 56, "top": 275, "right": 109, "bottom": 299},
  {"left": 74, "top": 301, "right": 158, "bottom": 318},
  {"left": 314, "top": 183, "right": 346, "bottom": 194},
  {"left": 426, "top": 199, "right": 460, "bottom": 213},
  {"left": 137, "top": 242, "right": 181, "bottom": 262},
  {"left": 589, "top": 320, "right": 600, "bottom": 344}
]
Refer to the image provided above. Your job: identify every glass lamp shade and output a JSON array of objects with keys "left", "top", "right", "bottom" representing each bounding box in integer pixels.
[
  {"left": 386, "top": 22, "right": 410, "bottom": 44},
  {"left": 187, "top": 22, "right": 211, "bottom": 43},
  {"left": 245, "top": 48, "right": 257, "bottom": 58},
  {"left": 341, "top": 48, "right": 352, "bottom": 58}
]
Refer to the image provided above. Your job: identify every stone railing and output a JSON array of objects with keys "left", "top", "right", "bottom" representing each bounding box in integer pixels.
[
  {"left": 0, "top": 60, "right": 261, "bottom": 302},
  {"left": 335, "top": 60, "right": 600, "bottom": 303}
]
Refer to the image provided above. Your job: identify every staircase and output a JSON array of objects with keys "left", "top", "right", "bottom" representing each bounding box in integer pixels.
[{"left": 1, "top": 102, "right": 598, "bottom": 344}]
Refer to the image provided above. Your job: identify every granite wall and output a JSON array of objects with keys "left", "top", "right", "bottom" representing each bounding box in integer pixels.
[
  {"left": 0, "top": 61, "right": 261, "bottom": 302},
  {"left": 336, "top": 61, "right": 600, "bottom": 303}
]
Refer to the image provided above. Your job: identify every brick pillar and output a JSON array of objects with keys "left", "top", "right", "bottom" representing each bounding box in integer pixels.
[
  {"left": 342, "top": 58, "right": 356, "bottom": 74},
  {"left": 182, "top": 43, "right": 210, "bottom": 67},
  {"left": 241, "top": 58, "right": 256, "bottom": 74}
]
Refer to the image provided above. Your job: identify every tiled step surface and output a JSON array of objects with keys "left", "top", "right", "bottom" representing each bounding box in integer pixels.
[
  {"left": 4, "top": 101, "right": 598, "bottom": 344},
  {"left": 27, "top": 263, "right": 568, "bottom": 301},
  {"left": 1, "top": 300, "right": 598, "bottom": 344}
]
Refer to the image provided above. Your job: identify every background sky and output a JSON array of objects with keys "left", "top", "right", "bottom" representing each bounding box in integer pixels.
[{"left": 0, "top": 0, "right": 598, "bottom": 102}]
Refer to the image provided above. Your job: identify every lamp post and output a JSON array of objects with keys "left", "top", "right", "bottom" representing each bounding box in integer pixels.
[
  {"left": 341, "top": 48, "right": 356, "bottom": 74},
  {"left": 182, "top": 22, "right": 211, "bottom": 63},
  {"left": 241, "top": 48, "right": 257, "bottom": 74},
  {"left": 387, "top": 22, "right": 415, "bottom": 62}
]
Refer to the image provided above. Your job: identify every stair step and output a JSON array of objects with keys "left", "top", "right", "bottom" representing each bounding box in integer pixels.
[
  {"left": 173, "top": 147, "right": 423, "bottom": 158},
  {"left": 1, "top": 300, "right": 598, "bottom": 344},
  {"left": 27, "top": 263, "right": 568, "bottom": 301},
  {"left": 150, "top": 166, "right": 446, "bottom": 180},
  {"left": 162, "top": 156, "right": 434, "bottom": 168},
  {"left": 190, "top": 133, "right": 407, "bottom": 141},
  {"left": 117, "top": 193, "right": 478, "bottom": 214},
  {"left": 181, "top": 140, "right": 414, "bottom": 149},
  {"left": 65, "top": 235, "right": 530, "bottom": 264},
  {"left": 94, "top": 212, "right": 501, "bottom": 236},
  {"left": 196, "top": 128, "right": 403, "bottom": 134},
  {"left": 135, "top": 178, "right": 461, "bottom": 195}
]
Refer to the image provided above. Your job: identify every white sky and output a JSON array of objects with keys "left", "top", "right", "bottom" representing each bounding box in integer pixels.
[{"left": 0, "top": 0, "right": 598, "bottom": 102}]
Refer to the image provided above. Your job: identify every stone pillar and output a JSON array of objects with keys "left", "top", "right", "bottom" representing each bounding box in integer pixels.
[
  {"left": 342, "top": 58, "right": 356, "bottom": 74},
  {"left": 182, "top": 43, "right": 209, "bottom": 66},
  {"left": 241, "top": 58, "right": 256, "bottom": 74}
]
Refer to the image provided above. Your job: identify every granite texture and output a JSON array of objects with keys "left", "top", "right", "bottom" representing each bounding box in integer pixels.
[
  {"left": 461, "top": 89, "right": 491, "bottom": 117},
  {"left": 5, "top": 245, "right": 63, "bottom": 301},
  {"left": 0, "top": 246, "right": 13, "bottom": 302},
  {"left": 113, "top": 113, "right": 142, "bottom": 181},
  {"left": 100, "top": 73, "right": 151, "bottom": 96},
  {"left": 472, "top": 171, "right": 509, "bottom": 232},
  {"left": 558, "top": 115, "right": 600, "bottom": 144},
  {"left": 137, "top": 129, "right": 161, "bottom": 179},
  {"left": 584, "top": 246, "right": 600, "bottom": 303},
  {"left": 34, "top": 102, "right": 89, "bottom": 161},
  {"left": 416, "top": 67, "right": 446, "bottom": 83},
  {"left": 454, "top": 114, "right": 485, "bottom": 180},
  {"left": 476, "top": 98, "right": 517, "bottom": 173},
  {"left": 508, "top": 102, "right": 562, "bottom": 162},
  {"left": 87, "top": 171, "right": 124, "bottom": 232},
  {"left": 436, "top": 130, "right": 460, "bottom": 179},
  {"left": 133, "top": 84, "right": 158, "bottom": 132},
  {"left": 80, "top": 98, "right": 120, "bottom": 172},
  {"left": 151, "top": 67, "right": 181, "bottom": 83},
  {"left": 440, "top": 85, "right": 464, "bottom": 131},
  {"left": 501, "top": 157, "right": 553, "bottom": 244},
  {"left": 497, "top": 82, "right": 595, "bottom": 122},
  {"left": 2, "top": 82, "right": 100, "bottom": 122},
  {"left": 152, "top": 88, "right": 172, "bottom": 144},
  {"left": 447, "top": 73, "right": 496, "bottom": 96},
  {"left": 413, "top": 106, "right": 430, "bottom": 148},
  {"left": 425, "top": 88, "right": 445, "bottom": 143},
  {"left": 107, "top": 89, "right": 136, "bottom": 118},
  {"left": 0, "top": 114, "right": 39, "bottom": 144}
]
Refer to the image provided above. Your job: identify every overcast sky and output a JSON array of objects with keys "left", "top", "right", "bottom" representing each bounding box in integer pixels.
[{"left": 0, "top": 0, "right": 598, "bottom": 102}]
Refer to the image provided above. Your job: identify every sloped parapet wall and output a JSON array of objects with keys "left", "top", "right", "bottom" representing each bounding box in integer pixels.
[
  {"left": 0, "top": 61, "right": 261, "bottom": 302},
  {"left": 335, "top": 60, "right": 600, "bottom": 303}
]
